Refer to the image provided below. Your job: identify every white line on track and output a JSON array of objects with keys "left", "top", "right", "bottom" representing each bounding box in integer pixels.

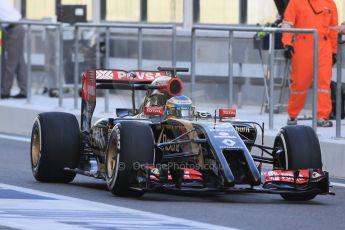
[
  {"left": 0, "top": 133, "right": 30, "bottom": 142},
  {"left": 331, "top": 182, "right": 345, "bottom": 188},
  {"left": 0, "top": 183, "right": 236, "bottom": 230}
]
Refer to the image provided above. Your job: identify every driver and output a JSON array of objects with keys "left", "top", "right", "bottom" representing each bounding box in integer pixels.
[{"left": 165, "top": 95, "right": 195, "bottom": 119}]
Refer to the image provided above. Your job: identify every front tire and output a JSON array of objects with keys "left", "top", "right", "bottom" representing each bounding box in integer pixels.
[
  {"left": 273, "top": 125, "right": 322, "bottom": 170},
  {"left": 273, "top": 125, "right": 322, "bottom": 201},
  {"left": 105, "top": 121, "right": 154, "bottom": 197},
  {"left": 280, "top": 193, "right": 317, "bottom": 201},
  {"left": 31, "top": 112, "right": 80, "bottom": 183}
]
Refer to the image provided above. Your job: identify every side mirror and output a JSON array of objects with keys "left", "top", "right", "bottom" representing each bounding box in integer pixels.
[{"left": 219, "top": 108, "right": 236, "bottom": 118}]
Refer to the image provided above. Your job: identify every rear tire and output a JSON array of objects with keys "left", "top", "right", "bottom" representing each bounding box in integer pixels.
[
  {"left": 273, "top": 125, "right": 322, "bottom": 201},
  {"left": 105, "top": 121, "right": 154, "bottom": 197},
  {"left": 31, "top": 112, "right": 80, "bottom": 183}
]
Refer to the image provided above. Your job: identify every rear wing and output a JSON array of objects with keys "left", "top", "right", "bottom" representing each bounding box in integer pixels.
[
  {"left": 95, "top": 69, "right": 169, "bottom": 91},
  {"left": 96, "top": 70, "right": 168, "bottom": 83},
  {"left": 95, "top": 68, "right": 188, "bottom": 89},
  {"left": 96, "top": 67, "right": 188, "bottom": 82},
  {"left": 80, "top": 67, "right": 187, "bottom": 133}
]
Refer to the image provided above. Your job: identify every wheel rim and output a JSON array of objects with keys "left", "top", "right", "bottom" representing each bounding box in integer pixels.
[
  {"left": 273, "top": 136, "right": 287, "bottom": 169},
  {"left": 31, "top": 125, "right": 41, "bottom": 170},
  {"left": 106, "top": 139, "right": 119, "bottom": 180}
]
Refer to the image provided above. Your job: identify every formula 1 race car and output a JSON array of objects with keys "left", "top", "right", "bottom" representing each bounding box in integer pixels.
[{"left": 30, "top": 67, "right": 332, "bottom": 201}]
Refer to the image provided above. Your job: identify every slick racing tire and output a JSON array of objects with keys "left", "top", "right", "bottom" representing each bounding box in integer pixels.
[
  {"left": 273, "top": 125, "right": 321, "bottom": 201},
  {"left": 105, "top": 121, "right": 154, "bottom": 197},
  {"left": 273, "top": 125, "right": 322, "bottom": 170},
  {"left": 31, "top": 112, "right": 80, "bottom": 183},
  {"left": 280, "top": 193, "right": 317, "bottom": 201}
]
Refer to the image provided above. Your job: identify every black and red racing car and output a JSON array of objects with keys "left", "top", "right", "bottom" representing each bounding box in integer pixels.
[{"left": 30, "top": 67, "right": 332, "bottom": 201}]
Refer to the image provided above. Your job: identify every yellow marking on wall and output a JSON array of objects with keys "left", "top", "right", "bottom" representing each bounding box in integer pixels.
[
  {"left": 147, "top": 0, "right": 183, "bottom": 23},
  {"left": 8, "top": 0, "right": 14, "bottom": 7},
  {"left": 335, "top": 0, "right": 345, "bottom": 23},
  {"left": 26, "top": 0, "right": 55, "bottom": 20},
  {"left": 106, "top": 0, "right": 140, "bottom": 22},
  {"left": 19, "top": 0, "right": 345, "bottom": 25},
  {"left": 199, "top": 0, "right": 239, "bottom": 24}
]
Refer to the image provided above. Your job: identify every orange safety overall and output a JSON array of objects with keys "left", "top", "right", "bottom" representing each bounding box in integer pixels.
[{"left": 282, "top": 0, "right": 338, "bottom": 120}]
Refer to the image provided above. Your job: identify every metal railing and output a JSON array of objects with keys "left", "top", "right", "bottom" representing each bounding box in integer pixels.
[
  {"left": 0, "top": 20, "right": 344, "bottom": 137},
  {"left": 191, "top": 25, "right": 319, "bottom": 131},
  {"left": 73, "top": 23, "right": 177, "bottom": 112},
  {"left": 336, "top": 34, "right": 344, "bottom": 139}
]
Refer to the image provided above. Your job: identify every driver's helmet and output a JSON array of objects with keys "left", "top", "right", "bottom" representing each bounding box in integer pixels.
[{"left": 165, "top": 95, "right": 195, "bottom": 118}]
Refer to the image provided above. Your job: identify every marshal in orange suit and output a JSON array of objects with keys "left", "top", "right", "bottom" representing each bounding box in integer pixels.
[{"left": 282, "top": 0, "right": 338, "bottom": 127}]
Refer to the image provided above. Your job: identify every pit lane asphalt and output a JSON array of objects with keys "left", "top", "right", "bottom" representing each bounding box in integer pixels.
[{"left": 1, "top": 137, "right": 345, "bottom": 230}]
